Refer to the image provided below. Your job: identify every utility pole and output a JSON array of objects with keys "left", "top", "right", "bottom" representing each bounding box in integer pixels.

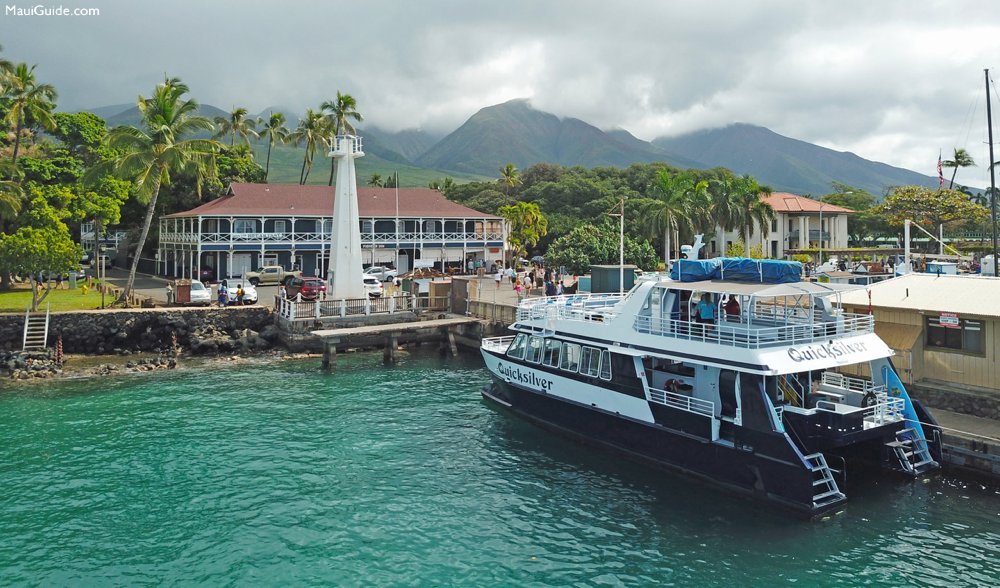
[{"left": 987, "top": 68, "right": 998, "bottom": 276}]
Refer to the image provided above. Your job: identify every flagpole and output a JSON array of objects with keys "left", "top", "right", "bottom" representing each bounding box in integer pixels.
[
  {"left": 395, "top": 171, "right": 400, "bottom": 269},
  {"left": 986, "top": 68, "right": 998, "bottom": 276}
]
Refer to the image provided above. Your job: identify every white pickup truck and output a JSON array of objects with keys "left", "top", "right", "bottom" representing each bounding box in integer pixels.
[{"left": 244, "top": 265, "right": 301, "bottom": 286}]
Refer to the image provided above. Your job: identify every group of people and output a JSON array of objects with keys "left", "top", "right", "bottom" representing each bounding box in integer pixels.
[
  {"left": 216, "top": 282, "right": 245, "bottom": 306},
  {"left": 694, "top": 294, "right": 741, "bottom": 327},
  {"left": 493, "top": 264, "right": 566, "bottom": 299}
]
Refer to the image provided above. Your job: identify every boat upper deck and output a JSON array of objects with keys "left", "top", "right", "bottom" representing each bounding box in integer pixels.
[{"left": 515, "top": 279, "right": 875, "bottom": 349}]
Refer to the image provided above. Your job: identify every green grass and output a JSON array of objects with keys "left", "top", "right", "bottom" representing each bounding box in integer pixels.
[{"left": 0, "top": 283, "right": 114, "bottom": 313}]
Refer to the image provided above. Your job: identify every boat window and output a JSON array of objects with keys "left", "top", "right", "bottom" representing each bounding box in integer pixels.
[
  {"left": 580, "top": 347, "right": 601, "bottom": 377},
  {"left": 525, "top": 337, "right": 544, "bottom": 363},
  {"left": 542, "top": 339, "right": 562, "bottom": 367},
  {"left": 560, "top": 343, "right": 581, "bottom": 372},
  {"left": 506, "top": 334, "right": 528, "bottom": 360},
  {"left": 599, "top": 350, "right": 612, "bottom": 380}
]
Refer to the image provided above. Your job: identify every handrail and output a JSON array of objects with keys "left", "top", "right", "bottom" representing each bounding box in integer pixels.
[
  {"left": 649, "top": 388, "right": 715, "bottom": 417},
  {"left": 632, "top": 312, "right": 873, "bottom": 349},
  {"left": 21, "top": 304, "right": 30, "bottom": 351},
  {"left": 482, "top": 336, "right": 515, "bottom": 353},
  {"left": 275, "top": 293, "right": 413, "bottom": 321}
]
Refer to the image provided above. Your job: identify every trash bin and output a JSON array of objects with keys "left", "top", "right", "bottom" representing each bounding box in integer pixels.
[{"left": 175, "top": 279, "right": 191, "bottom": 304}]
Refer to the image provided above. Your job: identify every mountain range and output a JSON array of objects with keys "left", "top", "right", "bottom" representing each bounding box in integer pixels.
[{"left": 83, "top": 99, "right": 941, "bottom": 196}]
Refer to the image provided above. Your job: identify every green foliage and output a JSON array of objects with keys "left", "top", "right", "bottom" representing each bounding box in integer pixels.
[
  {"left": 791, "top": 253, "right": 811, "bottom": 264},
  {"left": 0, "top": 226, "right": 81, "bottom": 309},
  {"left": 725, "top": 238, "right": 766, "bottom": 259},
  {"left": 51, "top": 111, "right": 107, "bottom": 160},
  {"left": 873, "top": 185, "right": 989, "bottom": 230},
  {"left": 819, "top": 183, "right": 889, "bottom": 245},
  {"left": 16, "top": 150, "right": 83, "bottom": 184},
  {"left": 498, "top": 201, "right": 548, "bottom": 260},
  {"left": 546, "top": 223, "right": 658, "bottom": 275}
]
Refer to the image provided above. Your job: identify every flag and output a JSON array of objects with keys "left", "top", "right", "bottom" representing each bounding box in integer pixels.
[{"left": 937, "top": 151, "right": 944, "bottom": 187}]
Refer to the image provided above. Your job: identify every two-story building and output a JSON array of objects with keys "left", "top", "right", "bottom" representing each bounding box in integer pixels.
[
  {"left": 708, "top": 192, "right": 853, "bottom": 258},
  {"left": 158, "top": 183, "right": 506, "bottom": 280}
]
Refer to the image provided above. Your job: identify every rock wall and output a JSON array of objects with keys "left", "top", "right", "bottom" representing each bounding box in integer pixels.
[{"left": 0, "top": 307, "right": 279, "bottom": 355}]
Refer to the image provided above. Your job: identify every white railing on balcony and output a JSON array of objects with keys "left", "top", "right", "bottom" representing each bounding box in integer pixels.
[
  {"left": 632, "top": 312, "right": 874, "bottom": 349},
  {"left": 160, "top": 231, "right": 505, "bottom": 245}
]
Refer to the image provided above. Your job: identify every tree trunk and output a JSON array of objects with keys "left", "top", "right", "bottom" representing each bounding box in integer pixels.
[
  {"left": 328, "top": 156, "right": 335, "bottom": 186},
  {"left": 948, "top": 168, "right": 958, "bottom": 190},
  {"left": 664, "top": 224, "right": 671, "bottom": 270},
  {"left": 264, "top": 140, "right": 272, "bottom": 181},
  {"left": 118, "top": 179, "right": 162, "bottom": 307},
  {"left": 299, "top": 151, "right": 308, "bottom": 185},
  {"left": 744, "top": 227, "right": 752, "bottom": 257},
  {"left": 10, "top": 115, "right": 24, "bottom": 167}
]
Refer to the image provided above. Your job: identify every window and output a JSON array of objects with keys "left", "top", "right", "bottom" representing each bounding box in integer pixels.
[
  {"left": 234, "top": 219, "right": 255, "bottom": 234},
  {"left": 580, "top": 347, "right": 601, "bottom": 377},
  {"left": 525, "top": 337, "right": 544, "bottom": 363},
  {"left": 506, "top": 334, "right": 528, "bottom": 359},
  {"left": 542, "top": 339, "right": 561, "bottom": 367},
  {"left": 926, "top": 316, "right": 983, "bottom": 354},
  {"left": 599, "top": 350, "right": 612, "bottom": 380},
  {"left": 273, "top": 220, "right": 288, "bottom": 234},
  {"left": 561, "top": 343, "right": 581, "bottom": 372}
]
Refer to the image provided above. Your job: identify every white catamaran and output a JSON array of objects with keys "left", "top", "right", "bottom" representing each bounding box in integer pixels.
[{"left": 481, "top": 257, "right": 940, "bottom": 515}]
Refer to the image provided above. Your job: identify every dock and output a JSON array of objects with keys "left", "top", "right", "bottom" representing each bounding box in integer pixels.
[{"left": 313, "top": 316, "right": 481, "bottom": 370}]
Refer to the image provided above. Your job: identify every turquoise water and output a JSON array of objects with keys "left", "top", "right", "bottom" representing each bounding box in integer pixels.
[{"left": 2, "top": 350, "right": 1000, "bottom": 587}]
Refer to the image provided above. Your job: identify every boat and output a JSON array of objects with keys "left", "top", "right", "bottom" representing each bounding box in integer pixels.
[{"left": 480, "top": 257, "right": 941, "bottom": 515}]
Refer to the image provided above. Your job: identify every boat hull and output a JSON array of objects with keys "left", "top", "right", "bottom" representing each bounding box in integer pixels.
[{"left": 483, "top": 377, "right": 841, "bottom": 516}]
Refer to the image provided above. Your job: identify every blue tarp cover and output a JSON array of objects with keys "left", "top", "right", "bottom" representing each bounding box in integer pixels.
[{"left": 670, "top": 258, "right": 802, "bottom": 283}]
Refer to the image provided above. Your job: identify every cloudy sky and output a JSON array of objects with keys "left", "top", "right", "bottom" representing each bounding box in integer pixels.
[{"left": 2, "top": 0, "right": 999, "bottom": 185}]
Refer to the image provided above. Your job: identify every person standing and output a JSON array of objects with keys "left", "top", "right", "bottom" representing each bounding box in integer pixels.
[
  {"left": 494, "top": 268, "right": 503, "bottom": 289},
  {"left": 697, "top": 295, "right": 715, "bottom": 328},
  {"left": 236, "top": 283, "right": 245, "bottom": 305},
  {"left": 165, "top": 282, "right": 174, "bottom": 305},
  {"left": 218, "top": 282, "right": 228, "bottom": 307}
]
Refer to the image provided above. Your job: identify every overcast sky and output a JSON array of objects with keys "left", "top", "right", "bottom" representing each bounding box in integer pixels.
[{"left": 2, "top": 0, "right": 999, "bottom": 186}]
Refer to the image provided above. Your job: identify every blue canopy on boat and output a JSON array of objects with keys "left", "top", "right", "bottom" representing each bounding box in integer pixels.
[{"left": 670, "top": 258, "right": 802, "bottom": 284}]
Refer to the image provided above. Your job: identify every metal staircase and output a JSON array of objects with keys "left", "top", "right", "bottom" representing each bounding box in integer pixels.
[
  {"left": 886, "top": 427, "right": 938, "bottom": 475},
  {"left": 804, "top": 452, "right": 846, "bottom": 509},
  {"left": 22, "top": 304, "right": 50, "bottom": 351},
  {"left": 778, "top": 374, "right": 806, "bottom": 407}
]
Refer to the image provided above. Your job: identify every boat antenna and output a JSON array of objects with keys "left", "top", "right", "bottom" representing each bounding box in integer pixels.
[{"left": 986, "top": 68, "right": 998, "bottom": 276}]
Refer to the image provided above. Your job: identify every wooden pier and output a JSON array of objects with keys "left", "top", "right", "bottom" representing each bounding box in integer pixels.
[{"left": 313, "top": 316, "right": 480, "bottom": 370}]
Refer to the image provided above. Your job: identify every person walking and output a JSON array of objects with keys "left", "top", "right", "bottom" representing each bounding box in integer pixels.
[
  {"left": 165, "top": 282, "right": 174, "bottom": 305},
  {"left": 494, "top": 268, "right": 503, "bottom": 289},
  {"left": 218, "top": 282, "right": 228, "bottom": 307}
]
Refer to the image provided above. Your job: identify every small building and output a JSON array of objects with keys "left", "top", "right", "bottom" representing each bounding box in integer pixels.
[
  {"left": 838, "top": 273, "right": 1000, "bottom": 389},
  {"left": 158, "top": 183, "right": 507, "bottom": 280}
]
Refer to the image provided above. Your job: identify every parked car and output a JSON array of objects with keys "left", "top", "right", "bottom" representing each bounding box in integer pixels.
[
  {"left": 220, "top": 279, "right": 257, "bottom": 305},
  {"left": 285, "top": 276, "right": 327, "bottom": 300},
  {"left": 363, "top": 266, "right": 397, "bottom": 282},
  {"left": 363, "top": 275, "right": 384, "bottom": 298},
  {"left": 200, "top": 267, "right": 216, "bottom": 283},
  {"left": 245, "top": 265, "right": 300, "bottom": 286},
  {"left": 188, "top": 280, "right": 211, "bottom": 306}
]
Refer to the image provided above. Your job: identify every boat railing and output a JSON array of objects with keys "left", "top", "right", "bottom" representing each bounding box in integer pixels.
[
  {"left": 863, "top": 395, "right": 906, "bottom": 427},
  {"left": 515, "top": 293, "right": 627, "bottom": 323},
  {"left": 821, "top": 371, "right": 879, "bottom": 394},
  {"left": 482, "top": 336, "right": 515, "bottom": 353},
  {"left": 649, "top": 388, "right": 715, "bottom": 418},
  {"left": 633, "top": 311, "right": 874, "bottom": 349}
]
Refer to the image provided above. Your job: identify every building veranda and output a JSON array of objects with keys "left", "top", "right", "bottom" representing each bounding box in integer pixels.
[{"left": 157, "top": 183, "right": 507, "bottom": 280}]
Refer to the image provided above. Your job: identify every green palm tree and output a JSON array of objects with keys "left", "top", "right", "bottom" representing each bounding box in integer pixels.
[
  {"left": 368, "top": 173, "right": 383, "bottom": 187},
  {"left": 639, "top": 170, "right": 708, "bottom": 266},
  {"left": 86, "top": 76, "right": 221, "bottom": 306},
  {"left": 499, "top": 163, "right": 522, "bottom": 195},
  {"left": 289, "top": 108, "right": 325, "bottom": 185},
  {"left": 4, "top": 62, "right": 58, "bottom": 167},
  {"left": 943, "top": 148, "right": 975, "bottom": 190},
  {"left": 726, "top": 175, "right": 775, "bottom": 257},
  {"left": 498, "top": 201, "right": 548, "bottom": 263},
  {"left": 256, "top": 111, "right": 288, "bottom": 181},
  {"left": 213, "top": 106, "right": 258, "bottom": 147},
  {"left": 321, "top": 92, "right": 363, "bottom": 186}
]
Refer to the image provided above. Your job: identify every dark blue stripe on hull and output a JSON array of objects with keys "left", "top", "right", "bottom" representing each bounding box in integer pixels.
[{"left": 485, "top": 379, "right": 836, "bottom": 515}]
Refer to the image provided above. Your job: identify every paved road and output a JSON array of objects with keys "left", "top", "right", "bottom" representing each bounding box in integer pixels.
[{"left": 100, "top": 268, "right": 280, "bottom": 307}]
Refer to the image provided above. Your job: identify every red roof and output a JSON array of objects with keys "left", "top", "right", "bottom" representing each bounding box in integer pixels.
[
  {"left": 163, "top": 183, "right": 498, "bottom": 219},
  {"left": 764, "top": 192, "right": 854, "bottom": 214}
]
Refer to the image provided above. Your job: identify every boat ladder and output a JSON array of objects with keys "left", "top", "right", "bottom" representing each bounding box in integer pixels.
[
  {"left": 886, "top": 427, "right": 938, "bottom": 475},
  {"left": 21, "top": 304, "right": 50, "bottom": 351},
  {"left": 804, "top": 452, "right": 845, "bottom": 509}
]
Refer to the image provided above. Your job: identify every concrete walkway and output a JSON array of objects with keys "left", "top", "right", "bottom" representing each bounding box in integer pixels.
[{"left": 932, "top": 409, "right": 1000, "bottom": 443}]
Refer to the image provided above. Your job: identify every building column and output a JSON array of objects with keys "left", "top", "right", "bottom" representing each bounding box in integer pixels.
[{"left": 799, "top": 216, "right": 807, "bottom": 249}]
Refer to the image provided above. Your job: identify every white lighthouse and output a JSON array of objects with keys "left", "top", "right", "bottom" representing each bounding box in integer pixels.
[{"left": 326, "top": 134, "right": 366, "bottom": 299}]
